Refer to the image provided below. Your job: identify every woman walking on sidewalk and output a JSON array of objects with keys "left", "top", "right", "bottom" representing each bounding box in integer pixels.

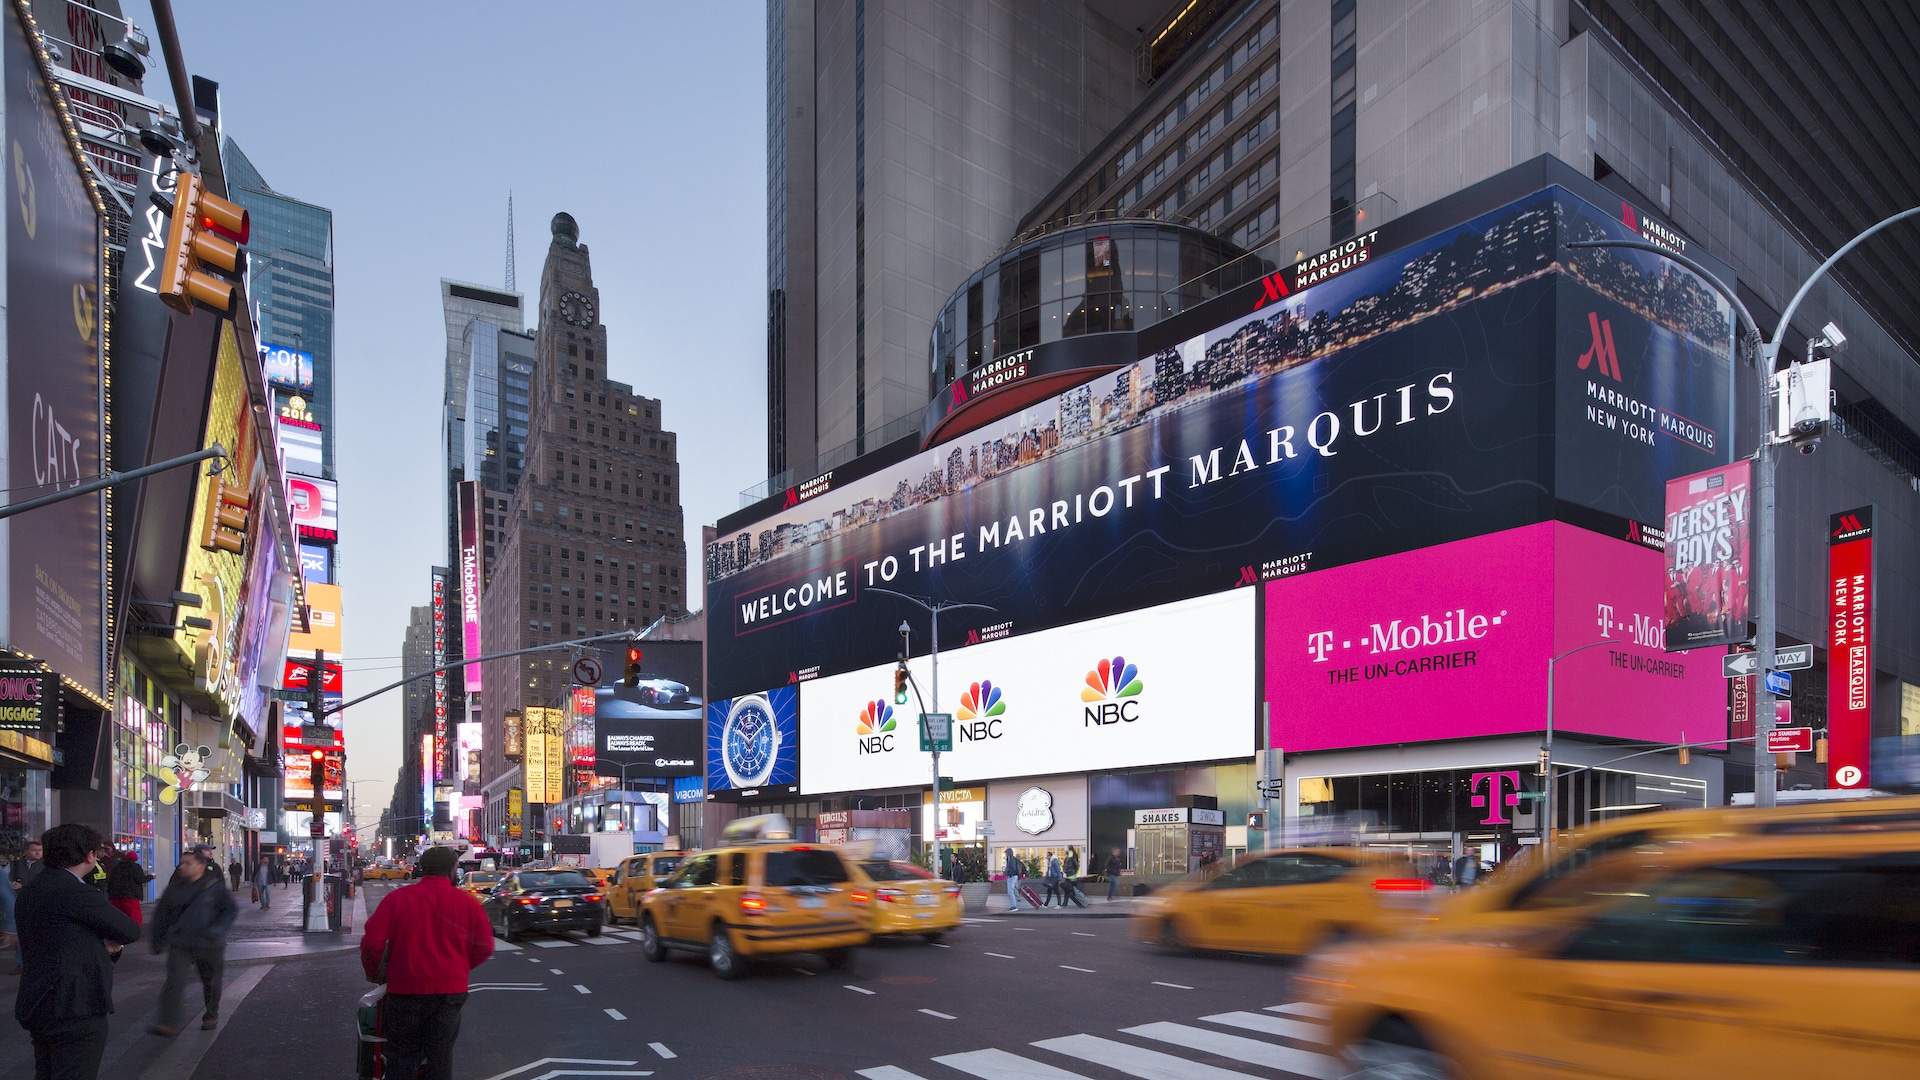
[
  {"left": 106, "top": 851, "right": 150, "bottom": 926},
  {"left": 149, "top": 844, "right": 236, "bottom": 1036}
]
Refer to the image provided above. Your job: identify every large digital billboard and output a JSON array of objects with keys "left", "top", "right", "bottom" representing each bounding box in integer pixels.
[
  {"left": 259, "top": 343, "right": 314, "bottom": 390},
  {"left": 706, "top": 686, "right": 799, "bottom": 797},
  {"left": 7, "top": 7, "right": 105, "bottom": 698},
  {"left": 457, "top": 481, "right": 483, "bottom": 692},
  {"left": 593, "top": 640, "right": 703, "bottom": 779},
  {"left": 1264, "top": 521, "right": 1725, "bottom": 753},
  {"left": 286, "top": 584, "right": 343, "bottom": 657},
  {"left": 706, "top": 185, "right": 1732, "bottom": 701},
  {"left": 289, "top": 476, "right": 339, "bottom": 542},
  {"left": 798, "top": 589, "right": 1254, "bottom": 796}
]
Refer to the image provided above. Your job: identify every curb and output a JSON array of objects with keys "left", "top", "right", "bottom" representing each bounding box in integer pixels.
[{"left": 227, "top": 942, "right": 360, "bottom": 967}]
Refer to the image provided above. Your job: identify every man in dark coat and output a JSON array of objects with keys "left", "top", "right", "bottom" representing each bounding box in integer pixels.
[
  {"left": 148, "top": 844, "right": 238, "bottom": 1036},
  {"left": 13, "top": 823, "right": 141, "bottom": 1080}
]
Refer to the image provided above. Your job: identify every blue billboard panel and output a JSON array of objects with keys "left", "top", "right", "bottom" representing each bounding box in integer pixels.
[
  {"left": 260, "top": 343, "right": 314, "bottom": 390},
  {"left": 705, "top": 686, "right": 798, "bottom": 798}
]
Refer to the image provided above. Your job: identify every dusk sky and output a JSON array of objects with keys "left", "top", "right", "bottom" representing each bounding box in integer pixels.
[{"left": 160, "top": 2, "right": 767, "bottom": 824}]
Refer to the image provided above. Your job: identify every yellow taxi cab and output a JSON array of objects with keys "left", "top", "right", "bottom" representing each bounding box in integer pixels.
[
  {"left": 851, "top": 859, "right": 961, "bottom": 942},
  {"left": 364, "top": 862, "right": 408, "bottom": 881},
  {"left": 639, "top": 815, "right": 871, "bottom": 979},
  {"left": 605, "top": 850, "right": 685, "bottom": 926},
  {"left": 1433, "top": 793, "right": 1920, "bottom": 934},
  {"left": 458, "top": 869, "right": 503, "bottom": 899},
  {"left": 1303, "top": 830, "right": 1920, "bottom": 1079},
  {"left": 1131, "top": 847, "right": 1433, "bottom": 956}
]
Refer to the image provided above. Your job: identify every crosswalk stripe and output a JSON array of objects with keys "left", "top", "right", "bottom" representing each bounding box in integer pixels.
[
  {"left": 579, "top": 934, "right": 625, "bottom": 945},
  {"left": 1267, "top": 1002, "right": 1331, "bottom": 1020},
  {"left": 934, "top": 1048, "right": 1093, "bottom": 1079},
  {"left": 1203, "top": 1011, "right": 1330, "bottom": 1045},
  {"left": 492, "top": 941, "right": 523, "bottom": 952},
  {"left": 856, "top": 1067, "right": 933, "bottom": 1080},
  {"left": 1124, "top": 1021, "right": 1337, "bottom": 1079},
  {"left": 1032, "top": 1034, "right": 1261, "bottom": 1080},
  {"left": 531, "top": 939, "right": 578, "bottom": 949}
]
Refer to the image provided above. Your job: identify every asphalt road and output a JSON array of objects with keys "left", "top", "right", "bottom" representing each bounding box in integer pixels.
[{"left": 4, "top": 883, "right": 1333, "bottom": 1080}]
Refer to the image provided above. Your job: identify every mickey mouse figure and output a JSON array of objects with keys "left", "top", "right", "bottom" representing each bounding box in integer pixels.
[{"left": 159, "top": 743, "right": 213, "bottom": 804}]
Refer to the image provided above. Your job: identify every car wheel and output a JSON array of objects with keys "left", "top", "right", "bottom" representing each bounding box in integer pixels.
[
  {"left": 588, "top": 921, "right": 603, "bottom": 938},
  {"left": 502, "top": 917, "right": 522, "bottom": 944},
  {"left": 923, "top": 931, "right": 945, "bottom": 945},
  {"left": 640, "top": 917, "right": 666, "bottom": 963},
  {"left": 1342, "top": 1018, "right": 1452, "bottom": 1080},
  {"left": 709, "top": 926, "right": 745, "bottom": 980},
  {"left": 1159, "top": 917, "right": 1187, "bottom": 952}
]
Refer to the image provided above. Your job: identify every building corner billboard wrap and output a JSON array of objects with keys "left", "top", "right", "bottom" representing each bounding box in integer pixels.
[
  {"left": 7, "top": 6, "right": 106, "bottom": 699},
  {"left": 1827, "top": 507, "right": 1874, "bottom": 790},
  {"left": 457, "top": 481, "right": 483, "bottom": 692},
  {"left": 1662, "top": 460, "right": 1752, "bottom": 651}
]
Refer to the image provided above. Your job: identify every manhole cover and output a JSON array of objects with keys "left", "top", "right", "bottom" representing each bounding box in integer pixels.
[
  {"left": 697, "top": 1069, "right": 846, "bottom": 1080},
  {"left": 878, "top": 974, "right": 937, "bottom": 985},
  {"left": 691, "top": 1060, "right": 840, "bottom": 1068}
]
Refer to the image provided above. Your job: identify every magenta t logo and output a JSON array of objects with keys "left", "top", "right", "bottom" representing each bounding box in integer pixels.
[{"left": 1470, "top": 770, "right": 1522, "bottom": 825}]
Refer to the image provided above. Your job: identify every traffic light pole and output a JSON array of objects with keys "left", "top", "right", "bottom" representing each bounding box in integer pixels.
[
  {"left": 318, "top": 630, "right": 642, "bottom": 719},
  {"left": 0, "top": 445, "right": 226, "bottom": 521}
]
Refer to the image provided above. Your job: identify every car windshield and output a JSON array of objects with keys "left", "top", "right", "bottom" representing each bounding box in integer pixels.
[
  {"left": 651, "top": 857, "right": 682, "bottom": 875},
  {"left": 517, "top": 872, "right": 591, "bottom": 889},
  {"left": 861, "top": 861, "right": 932, "bottom": 882},
  {"left": 764, "top": 850, "right": 849, "bottom": 887},
  {"left": 466, "top": 872, "right": 499, "bottom": 885}
]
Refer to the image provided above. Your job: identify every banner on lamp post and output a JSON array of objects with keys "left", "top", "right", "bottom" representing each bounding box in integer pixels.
[
  {"left": 1827, "top": 507, "right": 1874, "bottom": 790},
  {"left": 1663, "top": 460, "right": 1752, "bottom": 651}
]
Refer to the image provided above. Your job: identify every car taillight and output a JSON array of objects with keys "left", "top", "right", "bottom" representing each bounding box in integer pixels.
[
  {"left": 740, "top": 892, "right": 767, "bottom": 915},
  {"left": 850, "top": 890, "right": 871, "bottom": 904},
  {"left": 876, "top": 887, "right": 905, "bottom": 904},
  {"left": 943, "top": 885, "right": 961, "bottom": 896},
  {"left": 1373, "top": 878, "right": 1432, "bottom": 892},
  {"left": 517, "top": 895, "right": 543, "bottom": 906},
  {"left": 583, "top": 893, "right": 603, "bottom": 902}
]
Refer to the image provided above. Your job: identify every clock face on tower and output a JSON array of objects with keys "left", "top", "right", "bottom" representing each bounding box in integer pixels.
[
  {"left": 720, "top": 694, "right": 780, "bottom": 789},
  {"left": 559, "top": 290, "right": 594, "bottom": 327}
]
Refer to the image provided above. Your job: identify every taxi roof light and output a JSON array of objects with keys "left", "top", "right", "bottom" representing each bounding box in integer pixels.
[{"left": 721, "top": 813, "right": 796, "bottom": 844}]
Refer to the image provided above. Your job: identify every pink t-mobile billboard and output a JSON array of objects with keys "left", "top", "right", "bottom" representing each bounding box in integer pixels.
[{"left": 1266, "top": 522, "right": 1726, "bottom": 753}]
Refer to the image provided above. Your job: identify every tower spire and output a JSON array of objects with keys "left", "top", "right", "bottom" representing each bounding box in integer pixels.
[{"left": 505, "top": 191, "right": 517, "bottom": 292}]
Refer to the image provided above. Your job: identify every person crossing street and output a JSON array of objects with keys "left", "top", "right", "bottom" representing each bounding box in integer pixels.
[{"left": 148, "top": 844, "right": 237, "bottom": 1036}]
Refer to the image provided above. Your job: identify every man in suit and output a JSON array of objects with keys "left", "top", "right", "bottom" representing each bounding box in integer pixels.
[{"left": 13, "top": 823, "right": 141, "bottom": 1080}]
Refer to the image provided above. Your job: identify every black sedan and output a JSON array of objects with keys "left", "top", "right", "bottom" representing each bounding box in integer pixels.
[{"left": 482, "top": 870, "right": 606, "bottom": 941}]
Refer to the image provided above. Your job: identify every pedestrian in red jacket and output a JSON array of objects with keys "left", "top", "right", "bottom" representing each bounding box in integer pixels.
[{"left": 359, "top": 846, "right": 493, "bottom": 1080}]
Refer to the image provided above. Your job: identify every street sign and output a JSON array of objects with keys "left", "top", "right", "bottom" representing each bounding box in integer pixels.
[
  {"left": 919, "top": 712, "right": 953, "bottom": 753},
  {"left": 1723, "top": 652, "right": 1759, "bottom": 678},
  {"left": 572, "top": 657, "right": 603, "bottom": 686},
  {"left": 301, "top": 725, "right": 333, "bottom": 743},
  {"left": 1774, "top": 644, "right": 1814, "bottom": 671},
  {"left": 1765, "top": 670, "right": 1792, "bottom": 696},
  {"left": 977, "top": 820, "right": 995, "bottom": 837},
  {"left": 309, "top": 821, "right": 325, "bottom": 838},
  {"left": 1766, "top": 726, "right": 1815, "bottom": 754}
]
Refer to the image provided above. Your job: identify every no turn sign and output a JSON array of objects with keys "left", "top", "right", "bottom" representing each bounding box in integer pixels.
[{"left": 572, "top": 657, "right": 603, "bottom": 686}]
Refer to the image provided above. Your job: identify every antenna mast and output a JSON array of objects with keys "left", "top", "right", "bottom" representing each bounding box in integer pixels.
[{"left": 505, "top": 191, "right": 517, "bottom": 291}]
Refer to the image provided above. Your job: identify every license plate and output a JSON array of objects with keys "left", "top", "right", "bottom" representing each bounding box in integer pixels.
[
  {"left": 798, "top": 896, "right": 826, "bottom": 909},
  {"left": 553, "top": 900, "right": 573, "bottom": 908},
  {"left": 914, "top": 893, "right": 939, "bottom": 906}
]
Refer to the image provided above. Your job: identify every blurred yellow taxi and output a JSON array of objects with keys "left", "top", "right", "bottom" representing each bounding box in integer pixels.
[
  {"left": 1304, "top": 831, "right": 1920, "bottom": 1079},
  {"left": 852, "top": 859, "right": 961, "bottom": 941},
  {"left": 1435, "top": 793, "right": 1920, "bottom": 935},
  {"left": 605, "top": 851, "right": 685, "bottom": 925},
  {"left": 1131, "top": 847, "right": 1434, "bottom": 956},
  {"left": 638, "top": 816, "right": 870, "bottom": 979},
  {"left": 458, "top": 869, "right": 503, "bottom": 899},
  {"left": 364, "top": 862, "right": 407, "bottom": 881}
]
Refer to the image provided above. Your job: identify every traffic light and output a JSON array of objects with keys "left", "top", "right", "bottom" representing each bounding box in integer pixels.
[
  {"left": 894, "top": 662, "right": 909, "bottom": 705},
  {"left": 156, "top": 171, "right": 249, "bottom": 316},
  {"left": 199, "top": 476, "right": 249, "bottom": 553},
  {"left": 623, "top": 646, "right": 642, "bottom": 687}
]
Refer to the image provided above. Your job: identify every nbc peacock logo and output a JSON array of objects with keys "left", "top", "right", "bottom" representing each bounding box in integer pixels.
[
  {"left": 857, "top": 700, "right": 896, "bottom": 754},
  {"left": 1081, "top": 655, "right": 1143, "bottom": 726},
  {"left": 955, "top": 680, "right": 1008, "bottom": 743}
]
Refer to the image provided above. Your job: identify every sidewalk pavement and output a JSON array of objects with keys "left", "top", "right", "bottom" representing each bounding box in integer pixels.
[
  {"left": 975, "top": 889, "right": 1144, "bottom": 918},
  {"left": 225, "top": 876, "right": 368, "bottom": 964}
]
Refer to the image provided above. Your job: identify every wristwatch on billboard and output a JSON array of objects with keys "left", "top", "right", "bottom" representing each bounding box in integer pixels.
[{"left": 721, "top": 695, "right": 780, "bottom": 788}]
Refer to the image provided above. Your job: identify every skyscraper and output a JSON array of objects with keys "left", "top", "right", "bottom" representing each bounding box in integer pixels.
[
  {"left": 764, "top": 0, "right": 1147, "bottom": 482},
  {"left": 478, "top": 213, "right": 688, "bottom": 836}
]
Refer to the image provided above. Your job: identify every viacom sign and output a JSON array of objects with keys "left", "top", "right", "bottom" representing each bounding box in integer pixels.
[{"left": 798, "top": 590, "right": 1252, "bottom": 795}]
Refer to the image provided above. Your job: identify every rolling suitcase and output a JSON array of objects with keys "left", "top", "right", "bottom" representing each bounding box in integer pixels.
[
  {"left": 1065, "top": 881, "right": 1089, "bottom": 908},
  {"left": 1018, "top": 883, "right": 1045, "bottom": 909}
]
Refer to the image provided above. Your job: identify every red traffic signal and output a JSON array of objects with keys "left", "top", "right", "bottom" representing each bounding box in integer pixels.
[
  {"left": 310, "top": 748, "right": 325, "bottom": 764},
  {"left": 156, "top": 172, "right": 249, "bottom": 316},
  {"left": 624, "top": 646, "right": 642, "bottom": 687}
]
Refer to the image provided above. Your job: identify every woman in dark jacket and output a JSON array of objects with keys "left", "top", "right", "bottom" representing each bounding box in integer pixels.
[{"left": 106, "top": 851, "right": 152, "bottom": 925}]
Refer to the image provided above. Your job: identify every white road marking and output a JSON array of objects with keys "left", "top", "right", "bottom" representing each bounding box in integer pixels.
[
  {"left": 985, "top": 952, "right": 1016, "bottom": 959},
  {"left": 493, "top": 941, "right": 523, "bottom": 952},
  {"left": 531, "top": 939, "right": 577, "bottom": 949},
  {"left": 918, "top": 1008, "right": 957, "bottom": 1020},
  {"left": 857, "top": 1068, "right": 933, "bottom": 1080},
  {"left": 550, "top": 969, "right": 564, "bottom": 974},
  {"left": 1204, "top": 1010, "right": 1330, "bottom": 1044},
  {"left": 1151, "top": 981, "right": 1193, "bottom": 990},
  {"left": 1125, "top": 1021, "right": 1337, "bottom": 1078},
  {"left": 1267, "top": 1002, "right": 1333, "bottom": 1020},
  {"left": 580, "top": 934, "right": 624, "bottom": 945},
  {"left": 1070, "top": 931, "right": 1096, "bottom": 937},
  {"left": 648, "top": 1043, "right": 676, "bottom": 1060},
  {"left": 1032, "top": 1034, "right": 1260, "bottom": 1079},
  {"left": 934, "top": 1048, "right": 1091, "bottom": 1079},
  {"left": 1058, "top": 965, "right": 1096, "bottom": 972},
  {"left": 961, "top": 918, "right": 1004, "bottom": 924},
  {"left": 791, "top": 966, "right": 817, "bottom": 975},
  {"left": 477, "top": 1058, "right": 641, "bottom": 1080},
  {"left": 603, "top": 1008, "right": 627, "bottom": 1020},
  {"left": 526, "top": 1071, "right": 651, "bottom": 1079},
  {"left": 845, "top": 984, "right": 876, "bottom": 995},
  {"left": 1013, "top": 927, "right": 1037, "bottom": 932},
  {"left": 929, "top": 942, "right": 951, "bottom": 948},
  {"left": 574, "top": 984, "right": 592, "bottom": 994}
]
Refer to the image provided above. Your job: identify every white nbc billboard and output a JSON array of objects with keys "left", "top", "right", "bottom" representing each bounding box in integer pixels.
[{"left": 797, "top": 589, "right": 1254, "bottom": 795}]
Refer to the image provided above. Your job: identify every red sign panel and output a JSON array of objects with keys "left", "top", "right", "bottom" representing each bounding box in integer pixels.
[
  {"left": 282, "top": 659, "right": 343, "bottom": 693},
  {"left": 1827, "top": 507, "right": 1874, "bottom": 789},
  {"left": 569, "top": 745, "right": 596, "bottom": 769},
  {"left": 1767, "top": 726, "right": 1814, "bottom": 754},
  {"left": 1663, "top": 460, "right": 1751, "bottom": 651}
]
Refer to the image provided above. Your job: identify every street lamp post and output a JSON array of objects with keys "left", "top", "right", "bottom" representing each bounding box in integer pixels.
[
  {"left": 1542, "top": 639, "right": 1631, "bottom": 861},
  {"left": 1569, "top": 203, "right": 1918, "bottom": 808},
  {"left": 868, "top": 588, "right": 996, "bottom": 881}
]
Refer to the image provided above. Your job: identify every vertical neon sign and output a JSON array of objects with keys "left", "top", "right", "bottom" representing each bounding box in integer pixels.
[{"left": 1827, "top": 507, "right": 1874, "bottom": 789}]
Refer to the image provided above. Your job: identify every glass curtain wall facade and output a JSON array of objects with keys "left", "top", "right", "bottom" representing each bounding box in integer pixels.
[{"left": 113, "top": 664, "right": 181, "bottom": 890}]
